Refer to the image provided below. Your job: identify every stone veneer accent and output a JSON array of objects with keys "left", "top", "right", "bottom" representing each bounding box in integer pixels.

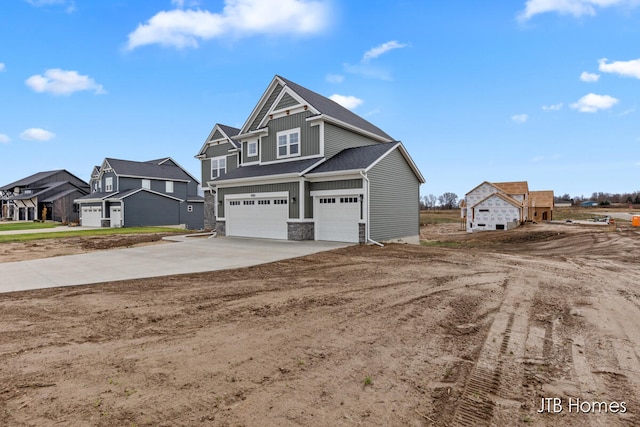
[
  {"left": 216, "top": 220, "right": 226, "bottom": 236},
  {"left": 204, "top": 191, "right": 216, "bottom": 231},
  {"left": 101, "top": 219, "right": 111, "bottom": 228},
  {"left": 359, "top": 223, "right": 366, "bottom": 244},
  {"left": 287, "top": 221, "right": 314, "bottom": 241}
]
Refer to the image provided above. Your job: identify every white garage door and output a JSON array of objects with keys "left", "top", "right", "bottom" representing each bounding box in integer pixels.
[
  {"left": 316, "top": 195, "right": 360, "bottom": 243},
  {"left": 226, "top": 197, "right": 288, "bottom": 239},
  {"left": 110, "top": 206, "right": 122, "bottom": 228},
  {"left": 81, "top": 206, "right": 102, "bottom": 227}
]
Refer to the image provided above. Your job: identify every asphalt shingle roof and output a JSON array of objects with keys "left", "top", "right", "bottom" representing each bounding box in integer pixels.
[
  {"left": 278, "top": 76, "right": 394, "bottom": 141},
  {"left": 106, "top": 158, "right": 192, "bottom": 181},
  {"left": 307, "top": 142, "right": 398, "bottom": 174},
  {"left": 0, "top": 170, "right": 64, "bottom": 191},
  {"left": 214, "top": 157, "right": 322, "bottom": 182}
]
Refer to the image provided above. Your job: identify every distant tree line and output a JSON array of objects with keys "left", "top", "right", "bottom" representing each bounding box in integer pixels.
[
  {"left": 555, "top": 191, "right": 640, "bottom": 205},
  {"left": 420, "top": 192, "right": 458, "bottom": 210}
]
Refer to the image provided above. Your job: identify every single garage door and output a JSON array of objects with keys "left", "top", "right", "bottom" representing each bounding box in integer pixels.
[
  {"left": 316, "top": 195, "right": 360, "bottom": 243},
  {"left": 110, "top": 206, "right": 122, "bottom": 228},
  {"left": 81, "top": 206, "right": 102, "bottom": 227},
  {"left": 226, "top": 197, "right": 288, "bottom": 239}
]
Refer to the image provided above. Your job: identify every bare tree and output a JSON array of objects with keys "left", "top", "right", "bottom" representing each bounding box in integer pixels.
[
  {"left": 53, "top": 197, "right": 71, "bottom": 224},
  {"left": 423, "top": 194, "right": 437, "bottom": 210},
  {"left": 438, "top": 192, "right": 458, "bottom": 210}
]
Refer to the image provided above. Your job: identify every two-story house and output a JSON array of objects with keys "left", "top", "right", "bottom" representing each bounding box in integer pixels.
[
  {"left": 196, "top": 75, "right": 425, "bottom": 244},
  {"left": 75, "top": 157, "right": 203, "bottom": 229},
  {"left": 0, "top": 170, "right": 89, "bottom": 223}
]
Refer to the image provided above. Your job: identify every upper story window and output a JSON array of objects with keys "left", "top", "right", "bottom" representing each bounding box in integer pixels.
[
  {"left": 277, "top": 128, "right": 300, "bottom": 159},
  {"left": 142, "top": 179, "right": 151, "bottom": 190},
  {"left": 247, "top": 140, "right": 258, "bottom": 157},
  {"left": 105, "top": 177, "right": 113, "bottom": 192},
  {"left": 211, "top": 156, "right": 227, "bottom": 179},
  {"left": 166, "top": 181, "right": 174, "bottom": 193}
]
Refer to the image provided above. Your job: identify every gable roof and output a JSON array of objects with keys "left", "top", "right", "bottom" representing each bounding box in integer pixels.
[
  {"left": 493, "top": 181, "right": 529, "bottom": 195},
  {"left": 239, "top": 75, "right": 393, "bottom": 142},
  {"left": 465, "top": 181, "right": 503, "bottom": 197},
  {"left": 474, "top": 192, "right": 523, "bottom": 209},
  {"left": 196, "top": 123, "right": 241, "bottom": 157},
  {"left": 103, "top": 157, "right": 198, "bottom": 183},
  {"left": 309, "top": 142, "right": 398, "bottom": 174},
  {"left": 1, "top": 170, "right": 65, "bottom": 191}
]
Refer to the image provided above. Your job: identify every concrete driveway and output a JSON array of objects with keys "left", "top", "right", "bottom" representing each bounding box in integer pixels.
[{"left": 0, "top": 237, "right": 350, "bottom": 294}]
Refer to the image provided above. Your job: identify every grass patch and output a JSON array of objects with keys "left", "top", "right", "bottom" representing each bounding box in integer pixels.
[
  {"left": 420, "top": 209, "right": 461, "bottom": 225},
  {"left": 0, "top": 222, "right": 60, "bottom": 231},
  {"left": 0, "top": 227, "right": 187, "bottom": 243},
  {"left": 420, "top": 240, "right": 467, "bottom": 248}
]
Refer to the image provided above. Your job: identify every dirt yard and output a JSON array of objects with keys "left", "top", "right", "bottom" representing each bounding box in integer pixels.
[{"left": 1, "top": 223, "right": 639, "bottom": 426}]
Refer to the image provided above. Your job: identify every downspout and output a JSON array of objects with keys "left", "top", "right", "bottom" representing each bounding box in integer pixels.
[{"left": 360, "top": 170, "right": 384, "bottom": 247}]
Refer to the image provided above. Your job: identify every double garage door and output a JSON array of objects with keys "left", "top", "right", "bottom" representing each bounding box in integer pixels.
[
  {"left": 225, "top": 193, "right": 361, "bottom": 243},
  {"left": 226, "top": 197, "right": 289, "bottom": 240}
]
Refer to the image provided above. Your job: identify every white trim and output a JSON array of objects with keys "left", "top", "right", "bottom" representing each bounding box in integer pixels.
[
  {"left": 210, "top": 155, "right": 227, "bottom": 180},
  {"left": 225, "top": 191, "right": 288, "bottom": 200},
  {"left": 106, "top": 188, "right": 184, "bottom": 202},
  {"left": 364, "top": 142, "right": 426, "bottom": 183},
  {"left": 115, "top": 174, "right": 190, "bottom": 183},
  {"left": 234, "top": 127, "right": 269, "bottom": 140},
  {"left": 306, "top": 114, "right": 393, "bottom": 143},
  {"left": 240, "top": 160, "right": 260, "bottom": 166},
  {"left": 211, "top": 174, "right": 300, "bottom": 187},
  {"left": 298, "top": 177, "right": 305, "bottom": 220},
  {"left": 305, "top": 170, "right": 364, "bottom": 180},
  {"left": 276, "top": 127, "right": 301, "bottom": 159},
  {"left": 310, "top": 189, "right": 363, "bottom": 197},
  {"left": 247, "top": 140, "right": 258, "bottom": 157},
  {"left": 299, "top": 158, "right": 327, "bottom": 175}
]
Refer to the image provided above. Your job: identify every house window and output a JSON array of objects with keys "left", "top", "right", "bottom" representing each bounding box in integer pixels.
[
  {"left": 211, "top": 156, "right": 227, "bottom": 179},
  {"left": 187, "top": 205, "right": 193, "bottom": 212},
  {"left": 247, "top": 141, "right": 258, "bottom": 157},
  {"left": 274, "top": 199, "right": 288, "bottom": 205},
  {"left": 229, "top": 200, "right": 241, "bottom": 206},
  {"left": 142, "top": 179, "right": 151, "bottom": 190},
  {"left": 105, "top": 177, "right": 113, "bottom": 192},
  {"left": 277, "top": 128, "right": 300, "bottom": 159},
  {"left": 166, "top": 181, "right": 174, "bottom": 193}
]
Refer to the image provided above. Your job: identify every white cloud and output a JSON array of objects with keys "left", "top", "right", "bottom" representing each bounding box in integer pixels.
[
  {"left": 570, "top": 93, "right": 619, "bottom": 112},
  {"left": 25, "top": 69, "right": 105, "bottom": 96},
  {"left": 0, "top": 134, "right": 10, "bottom": 143},
  {"left": 0, "top": 63, "right": 5, "bottom": 72},
  {"left": 329, "top": 94, "right": 363, "bottom": 110},
  {"left": 518, "top": 0, "right": 640, "bottom": 21},
  {"left": 20, "top": 128, "right": 55, "bottom": 141},
  {"left": 362, "top": 41, "right": 407, "bottom": 62},
  {"left": 126, "top": 0, "right": 331, "bottom": 50},
  {"left": 580, "top": 71, "right": 600, "bottom": 82},
  {"left": 511, "top": 113, "right": 529, "bottom": 123},
  {"left": 326, "top": 74, "right": 344, "bottom": 83},
  {"left": 25, "top": 0, "right": 75, "bottom": 12},
  {"left": 598, "top": 58, "right": 640, "bottom": 79},
  {"left": 542, "top": 103, "right": 563, "bottom": 111}
]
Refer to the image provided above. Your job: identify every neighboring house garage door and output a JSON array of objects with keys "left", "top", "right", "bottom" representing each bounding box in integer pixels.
[
  {"left": 81, "top": 206, "right": 102, "bottom": 227},
  {"left": 110, "top": 206, "right": 122, "bottom": 228},
  {"left": 315, "top": 195, "right": 360, "bottom": 243},
  {"left": 226, "top": 197, "right": 288, "bottom": 239}
]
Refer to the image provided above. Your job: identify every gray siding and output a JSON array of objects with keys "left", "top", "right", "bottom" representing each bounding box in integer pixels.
[
  {"left": 275, "top": 93, "right": 298, "bottom": 110},
  {"left": 101, "top": 171, "right": 118, "bottom": 192},
  {"left": 205, "top": 142, "right": 233, "bottom": 158},
  {"left": 306, "top": 179, "right": 363, "bottom": 218},
  {"left": 218, "top": 182, "right": 299, "bottom": 218},
  {"left": 123, "top": 192, "right": 181, "bottom": 227},
  {"left": 227, "top": 153, "right": 238, "bottom": 173},
  {"left": 181, "top": 201, "right": 204, "bottom": 230},
  {"left": 201, "top": 159, "right": 211, "bottom": 185},
  {"left": 261, "top": 112, "right": 320, "bottom": 162},
  {"left": 242, "top": 141, "right": 259, "bottom": 163},
  {"left": 249, "top": 83, "right": 283, "bottom": 131},
  {"left": 209, "top": 129, "right": 224, "bottom": 141},
  {"left": 368, "top": 149, "right": 420, "bottom": 241},
  {"left": 324, "top": 123, "right": 380, "bottom": 159}
]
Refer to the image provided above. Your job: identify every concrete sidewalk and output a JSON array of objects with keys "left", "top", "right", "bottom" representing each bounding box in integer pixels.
[
  {"left": 0, "top": 225, "right": 98, "bottom": 235},
  {"left": 0, "top": 237, "right": 349, "bottom": 294}
]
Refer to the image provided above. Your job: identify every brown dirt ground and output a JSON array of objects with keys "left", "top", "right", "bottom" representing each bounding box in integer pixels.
[{"left": 1, "top": 223, "right": 640, "bottom": 426}]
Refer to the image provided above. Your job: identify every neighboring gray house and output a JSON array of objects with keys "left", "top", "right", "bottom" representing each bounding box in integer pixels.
[
  {"left": 75, "top": 157, "right": 203, "bottom": 229},
  {"left": 0, "top": 170, "right": 89, "bottom": 223},
  {"left": 195, "top": 75, "right": 425, "bottom": 244}
]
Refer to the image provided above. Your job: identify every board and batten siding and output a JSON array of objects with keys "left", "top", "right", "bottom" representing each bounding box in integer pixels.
[
  {"left": 242, "top": 141, "right": 259, "bottom": 163},
  {"left": 209, "top": 129, "right": 224, "bottom": 141},
  {"left": 249, "top": 83, "right": 283, "bottom": 131},
  {"left": 306, "top": 179, "right": 363, "bottom": 218},
  {"left": 275, "top": 93, "right": 298, "bottom": 110},
  {"left": 324, "top": 123, "right": 380, "bottom": 159},
  {"left": 218, "top": 181, "right": 299, "bottom": 219},
  {"left": 261, "top": 111, "right": 320, "bottom": 162},
  {"left": 368, "top": 149, "right": 420, "bottom": 242},
  {"left": 202, "top": 143, "right": 235, "bottom": 184}
]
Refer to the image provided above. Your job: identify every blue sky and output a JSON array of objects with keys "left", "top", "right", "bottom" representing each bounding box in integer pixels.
[{"left": 1, "top": 0, "right": 639, "bottom": 200}]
